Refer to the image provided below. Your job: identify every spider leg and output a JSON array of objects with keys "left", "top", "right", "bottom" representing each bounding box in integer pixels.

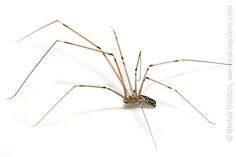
[
  {"left": 17, "top": 20, "right": 100, "bottom": 49},
  {"left": 32, "top": 84, "right": 123, "bottom": 127},
  {"left": 145, "top": 77, "right": 216, "bottom": 125},
  {"left": 7, "top": 40, "right": 129, "bottom": 99},
  {"left": 111, "top": 28, "right": 133, "bottom": 95},
  {"left": 140, "top": 104, "right": 157, "bottom": 149},
  {"left": 138, "top": 59, "right": 231, "bottom": 96},
  {"left": 134, "top": 51, "right": 142, "bottom": 96}
]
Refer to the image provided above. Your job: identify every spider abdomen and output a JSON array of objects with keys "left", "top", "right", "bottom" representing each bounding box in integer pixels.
[
  {"left": 139, "top": 95, "right": 156, "bottom": 107},
  {"left": 123, "top": 95, "right": 156, "bottom": 107}
]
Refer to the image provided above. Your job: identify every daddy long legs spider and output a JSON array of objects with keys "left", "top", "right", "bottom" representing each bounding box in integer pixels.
[{"left": 7, "top": 20, "right": 231, "bottom": 149}]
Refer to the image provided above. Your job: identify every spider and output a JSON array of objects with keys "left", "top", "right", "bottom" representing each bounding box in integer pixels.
[{"left": 8, "top": 20, "right": 231, "bottom": 149}]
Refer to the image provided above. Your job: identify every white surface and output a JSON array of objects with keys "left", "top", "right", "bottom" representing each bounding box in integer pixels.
[{"left": 0, "top": 0, "right": 235, "bottom": 157}]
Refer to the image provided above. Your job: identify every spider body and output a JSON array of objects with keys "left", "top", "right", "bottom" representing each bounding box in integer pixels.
[{"left": 123, "top": 95, "right": 156, "bottom": 107}]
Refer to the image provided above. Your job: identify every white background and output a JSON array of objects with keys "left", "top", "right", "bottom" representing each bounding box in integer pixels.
[{"left": 0, "top": 0, "right": 235, "bottom": 157}]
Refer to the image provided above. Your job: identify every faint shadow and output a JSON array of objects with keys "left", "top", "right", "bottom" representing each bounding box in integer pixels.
[
  {"left": 160, "top": 65, "right": 220, "bottom": 82},
  {"left": 21, "top": 42, "right": 119, "bottom": 89},
  {"left": 156, "top": 100, "right": 180, "bottom": 110},
  {"left": 59, "top": 51, "right": 120, "bottom": 89},
  {"left": 35, "top": 106, "right": 120, "bottom": 127},
  {"left": 143, "top": 65, "right": 221, "bottom": 93},
  {"left": 34, "top": 98, "right": 184, "bottom": 127},
  {"left": 16, "top": 42, "right": 59, "bottom": 50},
  {"left": 12, "top": 42, "right": 120, "bottom": 91},
  {"left": 34, "top": 103, "right": 159, "bottom": 127}
]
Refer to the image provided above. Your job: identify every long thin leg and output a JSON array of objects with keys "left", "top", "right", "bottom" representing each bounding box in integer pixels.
[
  {"left": 137, "top": 51, "right": 142, "bottom": 81},
  {"left": 17, "top": 20, "right": 101, "bottom": 49},
  {"left": 138, "top": 59, "right": 231, "bottom": 96},
  {"left": 32, "top": 84, "right": 123, "bottom": 127},
  {"left": 134, "top": 51, "right": 142, "bottom": 96},
  {"left": 145, "top": 77, "right": 216, "bottom": 125},
  {"left": 7, "top": 40, "right": 129, "bottom": 99},
  {"left": 13, "top": 20, "right": 129, "bottom": 98},
  {"left": 111, "top": 28, "right": 133, "bottom": 95},
  {"left": 140, "top": 104, "right": 157, "bottom": 150}
]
